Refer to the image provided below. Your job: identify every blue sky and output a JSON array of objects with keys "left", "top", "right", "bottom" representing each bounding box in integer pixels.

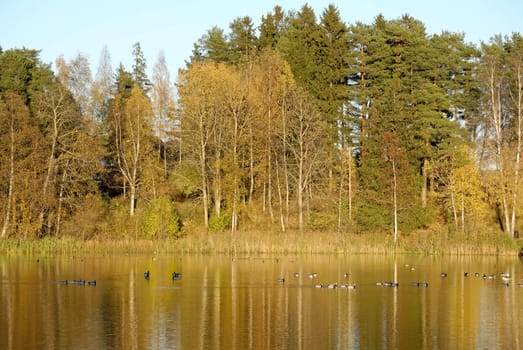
[{"left": 1, "top": 0, "right": 522, "bottom": 79}]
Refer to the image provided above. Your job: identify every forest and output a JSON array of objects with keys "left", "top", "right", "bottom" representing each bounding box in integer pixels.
[{"left": 0, "top": 4, "right": 522, "bottom": 242}]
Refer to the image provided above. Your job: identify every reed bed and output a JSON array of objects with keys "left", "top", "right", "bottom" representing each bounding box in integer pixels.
[{"left": 1, "top": 229, "right": 520, "bottom": 257}]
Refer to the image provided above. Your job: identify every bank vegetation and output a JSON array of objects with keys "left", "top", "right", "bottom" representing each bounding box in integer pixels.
[{"left": 1, "top": 5, "right": 523, "bottom": 256}]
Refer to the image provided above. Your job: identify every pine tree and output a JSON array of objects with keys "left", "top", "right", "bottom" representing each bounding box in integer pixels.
[
  {"left": 132, "top": 42, "right": 150, "bottom": 94},
  {"left": 228, "top": 16, "right": 257, "bottom": 64}
]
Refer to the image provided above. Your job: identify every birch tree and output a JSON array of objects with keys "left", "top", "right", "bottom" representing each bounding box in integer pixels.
[{"left": 111, "top": 86, "right": 154, "bottom": 216}]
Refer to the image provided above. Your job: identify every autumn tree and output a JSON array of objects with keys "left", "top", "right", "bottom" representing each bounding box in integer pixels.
[
  {"left": 151, "top": 51, "right": 176, "bottom": 175},
  {"left": 109, "top": 86, "right": 154, "bottom": 216},
  {"left": 249, "top": 48, "right": 296, "bottom": 231},
  {"left": 0, "top": 92, "right": 43, "bottom": 237},
  {"left": 55, "top": 53, "right": 93, "bottom": 117},
  {"left": 91, "top": 45, "right": 114, "bottom": 123},
  {"left": 177, "top": 62, "right": 218, "bottom": 228},
  {"left": 478, "top": 34, "right": 523, "bottom": 236},
  {"left": 285, "top": 88, "right": 327, "bottom": 231}
]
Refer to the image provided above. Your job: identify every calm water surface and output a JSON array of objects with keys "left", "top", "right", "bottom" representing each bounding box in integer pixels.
[{"left": 1, "top": 253, "right": 522, "bottom": 349}]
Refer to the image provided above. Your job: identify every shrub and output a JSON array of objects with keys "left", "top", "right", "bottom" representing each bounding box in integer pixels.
[
  {"left": 208, "top": 214, "right": 231, "bottom": 231},
  {"left": 144, "top": 197, "right": 181, "bottom": 238}
]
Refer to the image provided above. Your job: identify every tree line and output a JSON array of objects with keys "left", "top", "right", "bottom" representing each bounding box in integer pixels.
[{"left": 1, "top": 4, "right": 522, "bottom": 240}]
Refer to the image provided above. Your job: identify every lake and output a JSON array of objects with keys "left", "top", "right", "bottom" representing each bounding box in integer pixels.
[{"left": 1, "top": 253, "right": 522, "bottom": 349}]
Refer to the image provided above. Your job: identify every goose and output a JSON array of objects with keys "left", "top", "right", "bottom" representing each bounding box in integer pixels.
[
  {"left": 411, "top": 282, "right": 429, "bottom": 287},
  {"left": 340, "top": 284, "right": 356, "bottom": 289},
  {"left": 172, "top": 272, "right": 183, "bottom": 280},
  {"left": 144, "top": 271, "right": 150, "bottom": 280}
]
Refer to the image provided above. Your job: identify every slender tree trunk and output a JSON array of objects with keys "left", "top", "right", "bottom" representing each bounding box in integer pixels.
[
  {"left": 491, "top": 72, "right": 511, "bottom": 234},
  {"left": 267, "top": 134, "right": 274, "bottom": 223},
  {"left": 348, "top": 148, "right": 353, "bottom": 228},
  {"left": 460, "top": 191, "right": 465, "bottom": 234},
  {"left": 281, "top": 101, "right": 290, "bottom": 228},
  {"left": 1, "top": 118, "right": 15, "bottom": 238},
  {"left": 297, "top": 140, "right": 304, "bottom": 232},
  {"left": 214, "top": 154, "right": 222, "bottom": 218},
  {"left": 510, "top": 62, "right": 522, "bottom": 237},
  {"left": 231, "top": 115, "right": 239, "bottom": 233},
  {"left": 200, "top": 137, "right": 209, "bottom": 229},
  {"left": 178, "top": 118, "right": 183, "bottom": 166},
  {"left": 274, "top": 153, "right": 285, "bottom": 232},
  {"left": 129, "top": 175, "right": 137, "bottom": 216},
  {"left": 55, "top": 169, "right": 68, "bottom": 237},
  {"left": 39, "top": 103, "right": 60, "bottom": 237},
  {"left": 421, "top": 158, "right": 428, "bottom": 208},
  {"left": 449, "top": 177, "right": 459, "bottom": 232},
  {"left": 249, "top": 129, "right": 255, "bottom": 202},
  {"left": 392, "top": 159, "right": 398, "bottom": 243},
  {"left": 337, "top": 173, "right": 344, "bottom": 233}
]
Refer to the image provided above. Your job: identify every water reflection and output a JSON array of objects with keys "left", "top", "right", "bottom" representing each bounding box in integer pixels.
[{"left": 0, "top": 254, "right": 522, "bottom": 349}]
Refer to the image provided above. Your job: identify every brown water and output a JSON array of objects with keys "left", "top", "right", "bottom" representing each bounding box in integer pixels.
[{"left": 1, "top": 253, "right": 522, "bottom": 349}]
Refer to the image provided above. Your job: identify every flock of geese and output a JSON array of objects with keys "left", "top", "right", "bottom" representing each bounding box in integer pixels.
[
  {"left": 56, "top": 279, "right": 96, "bottom": 286},
  {"left": 55, "top": 270, "right": 183, "bottom": 286},
  {"left": 275, "top": 268, "right": 523, "bottom": 290},
  {"left": 143, "top": 270, "right": 183, "bottom": 281},
  {"left": 55, "top": 263, "right": 523, "bottom": 289}
]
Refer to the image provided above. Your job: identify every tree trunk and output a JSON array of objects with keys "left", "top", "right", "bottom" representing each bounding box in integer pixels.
[
  {"left": 510, "top": 62, "right": 522, "bottom": 237},
  {"left": 200, "top": 139, "right": 209, "bottom": 229},
  {"left": 274, "top": 154, "right": 286, "bottom": 232},
  {"left": 1, "top": 118, "right": 15, "bottom": 238},
  {"left": 392, "top": 158, "right": 398, "bottom": 243},
  {"left": 421, "top": 158, "right": 428, "bottom": 208}
]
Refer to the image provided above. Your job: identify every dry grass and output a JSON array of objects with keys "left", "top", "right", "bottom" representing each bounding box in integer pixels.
[{"left": 1, "top": 228, "right": 520, "bottom": 257}]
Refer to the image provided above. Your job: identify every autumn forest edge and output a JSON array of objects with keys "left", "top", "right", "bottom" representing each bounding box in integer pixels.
[{"left": 1, "top": 4, "right": 522, "bottom": 246}]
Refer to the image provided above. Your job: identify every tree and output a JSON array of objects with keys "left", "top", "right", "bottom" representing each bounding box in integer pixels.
[
  {"left": 433, "top": 146, "right": 488, "bottom": 233},
  {"left": 0, "top": 93, "right": 42, "bottom": 237},
  {"left": 228, "top": 16, "right": 257, "bottom": 64},
  {"left": 55, "top": 53, "right": 93, "bottom": 118},
  {"left": 32, "top": 70, "right": 93, "bottom": 236},
  {"left": 0, "top": 48, "right": 41, "bottom": 105},
  {"left": 91, "top": 45, "right": 114, "bottom": 123},
  {"left": 286, "top": 88, "right": 327, "bottom": 231},
  {"left": 478, "top": 34, "right": 523, "bottom": 236},
  {"left": 151, "top": 51, "right": 176, "bottom": 175},
  {"left": 258, "top": 6, "right": 287, "bottom": 50},
  {"left": 249, "top": 49, "right": 296, "bottom": 230},
  {"left": 190, "top": 26, "right": 231, "bottom": 64},
  {"left": 110, "top": 86, "right": 154, "bottom": 216},
  {"left": 278, "top": 4, "right": 321, "bottom": 92},
  {"left": 177, "top": 62, "right": 218, "bottom": 228},
  {"left": 350, "top": 15, "right": 467, "bottom": 232},
  {"left": 132, "top": 42, "right": 150, "bottom": 94}
]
